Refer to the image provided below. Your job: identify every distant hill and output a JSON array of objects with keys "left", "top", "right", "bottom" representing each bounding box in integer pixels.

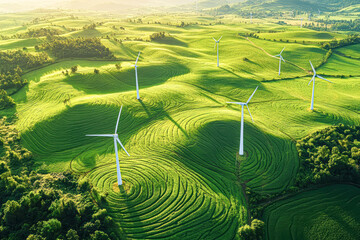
[{"left": 220, "top": 0, "right": 360, "bottom": 13}]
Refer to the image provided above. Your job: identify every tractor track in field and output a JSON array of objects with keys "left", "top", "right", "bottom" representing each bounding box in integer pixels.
[{"left": 244, "top": 37, "right": 312, "bottom": 74}]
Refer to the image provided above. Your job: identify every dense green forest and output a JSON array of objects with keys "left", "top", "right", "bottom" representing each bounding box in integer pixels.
[
  {"left": 0, "top": 50, "right": 51, "bottom": 73},
  {"left": 0, "top": 90, "right": 15, "bottom": 110},
  {"left": 38, "top": 38, "right": 115, "bottom": 59},
  {"left": 296, "top": 124, "right": 360, "bottom": 186},
  {"left": 0, "top": 50, "right": 52, "bottom": 109},
  {"left": 0, "top": 118, "right": 118, "bottom": 240},
  {"left": 0, "top": 67, "right": 24, "bottom": 91}
]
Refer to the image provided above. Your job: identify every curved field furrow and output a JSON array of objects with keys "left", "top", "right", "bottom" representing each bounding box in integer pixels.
[
  {"left": 264, "top": 185, "right": 360, "bottom": 240},
  {"left": 87, "top": 154, "right": 242, "bottom": 239},
  {"left": 9, "top": 17, "right": 360, "bottom": 240}
]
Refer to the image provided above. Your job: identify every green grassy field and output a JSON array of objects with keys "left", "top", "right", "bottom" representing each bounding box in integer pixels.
[
  {"left": 1, "top": 11, "right": 359, "bottom": 239},
  {"left": 263, "top": 184, "right": 360, "bottom": 240}
]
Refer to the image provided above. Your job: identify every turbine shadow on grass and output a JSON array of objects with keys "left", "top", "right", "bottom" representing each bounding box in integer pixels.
[
  {"left": 138, "top": 98, "right": 189, "bottom": 138},
  {"left": 171, "top": 120, "right": 298, "bottom": 195},
  {"left": 66, "top": 63, "right": 190, "bottom": 94},
  {"left": 152, "top": 36, "right": 188, "bottom": 47}
]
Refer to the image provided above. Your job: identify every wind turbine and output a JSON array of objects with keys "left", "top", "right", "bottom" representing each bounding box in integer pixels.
[
  {"left": 250, "top": 12, "right": 253, "bottom": 23},
  {"left": 133, "top": 52, "right": 141, "bottom": 100},
  {"left": 212, "top": 36, "right": 222, "bottom": 67},
  {"left": 272, "top": 47, "right": 286, "bottom": 76},
  {"left": 227, "top": 86, "right": 259, "bottom": 155},
  {"left": 301, "top": 18, "right": 303, "bottom": 28},
  {"left": 308, "top": 61, "right": 333, "bottom": 110},
  {"left": 86, "top": 106, "right": 130, "bottom": 186}
]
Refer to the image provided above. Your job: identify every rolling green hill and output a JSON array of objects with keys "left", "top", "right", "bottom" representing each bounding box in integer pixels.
[
  {"left": 0, "top": 10, "right": 359, "bottom": 240},
  {"left": 263, "top": 185, "right": 360, "bottom": 240}
]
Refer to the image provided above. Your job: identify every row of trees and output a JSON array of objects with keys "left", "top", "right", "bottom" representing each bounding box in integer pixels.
[
  {"left": 16, "top": 28, "right": 63, "bottom": 38},
  {"left": 321, "top": 34, "right": 360, "bottom": 49},
  {"left": 0, "top": 118, "right": 118, "bottom": 240},
  {"left": 38, "top": 38, "right": 115, "bottom": 59},
  {"left": 308, "top": 19, "right": 360, "bottom": 32}
]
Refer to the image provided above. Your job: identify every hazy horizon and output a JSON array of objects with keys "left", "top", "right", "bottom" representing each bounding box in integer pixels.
[{"left": 0, "top": 0, "right": 202, "bottom": 13}]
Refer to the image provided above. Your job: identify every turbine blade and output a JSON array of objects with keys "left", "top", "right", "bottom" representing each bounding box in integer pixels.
[
  {"left": 246, "top": 105, "right": 254, "bottom": 122},
  {"left": 115, "top": 106, "right": 123, "bottom": 134},
  {"left": 309, "top": 60, "right": 316, "bottom": 74},
  {"left": 281, "top": 56, "right": 286, "bottom": 63},
  {"left": 116, "top": 138, "right": 130, "bottom": 156},
  {"left": 308, "top": 75, "right": 315, "bottom": 86},
  {"left": 246, "top": 86, "right": 259, "bottom": 104},
  {"left": 227, "top": 102, "right": 243, "bottom": 105},
  {"left": 280, "top": 47, "right": 285, "bottom": 54},
  {"left": 86, "top": 134, "right": 114, "bottom": 137},
  {"left": 218, "top": 36, "right": 223, "bottom": 41},
  {"left": 212, "top": 37, "right": 216, "bottom": 41},
  {"left": 135, "top": 52, "right": 141, "bottom": 65},
  {"left": 317, "top": 75, "right": 333, "bottom": 83}
]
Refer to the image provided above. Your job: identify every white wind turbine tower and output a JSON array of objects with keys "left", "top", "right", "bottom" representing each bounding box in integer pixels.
[
  {"left": 272, "top": 47, "right": 286, "bottom": 76},
  {"left": 133, "top": 52, "right": 141, "bottom": 100},
  {"left": 227, "top": 86, "right": 259, "bottom": 155},
  {"left": 86, "top": 106, "right": 130, "bottom": 186},
  {"left": 308, "top": 61, "right": 333, "bottom": 110},
  {"left": 213, "top": 36, "right": 222, "bottom": 67},
  {"left": 250, "top": 12, "right": 253, "bottom": 23}
]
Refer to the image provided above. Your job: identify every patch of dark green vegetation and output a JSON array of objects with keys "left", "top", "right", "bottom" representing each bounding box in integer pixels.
[
  {"left": 321, "top": 34, "right": 360, "bottom": 50},
  {"left": 0, "top": 50, "right": 51, "bottom": 73},
  {"left": 0, "top": 90, "right": 15, "bottom": 110},
  {"left": 296, "top": 124, "right": 360, "bottom": 186},
  {"left": 306, "top": 19, "right": 360, "bottom": 32},
  {"left": 38, "top": 38, "right": 115, "bottom": 59},
  {"left": 16, "top": 28, "right": 63, "bottom": 38},
  {"left": 0, "top": 118, "right": 119, "bottom": 240},
  {"left": 149, "top": 32, "right": 167, "bottom": 41},
  {"left": 0, "top": 50, "right": 53, "bottom": 109},
  {"left": 238, "top": 219, "right": 265, "bottom": 240},
  {"left": 242, "top": 124, "right": 360, "bottom": 228},
  {"left": 0, "top": 67, "right": 24, "bottom": 93}
]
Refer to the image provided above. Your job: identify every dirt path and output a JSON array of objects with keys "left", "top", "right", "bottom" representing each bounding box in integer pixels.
[{"left": 244, "top": 37, "right": 312, "bottom": 74}]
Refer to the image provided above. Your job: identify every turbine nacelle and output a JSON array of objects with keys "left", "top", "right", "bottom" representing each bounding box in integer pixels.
[
  {"left": 227, "top": 86, "right": 259, "bottom": 123},
  {"left": 308, "top": 60, "right": 333, "bottom": 85}
]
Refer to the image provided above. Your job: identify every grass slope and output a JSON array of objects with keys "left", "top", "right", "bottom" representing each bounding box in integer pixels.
[
  {"left": 0, "top": 12, "right": 358, "bottom": 239},
  {"left": 263, "top": 184, "right": 360, "bottom": 240}
]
